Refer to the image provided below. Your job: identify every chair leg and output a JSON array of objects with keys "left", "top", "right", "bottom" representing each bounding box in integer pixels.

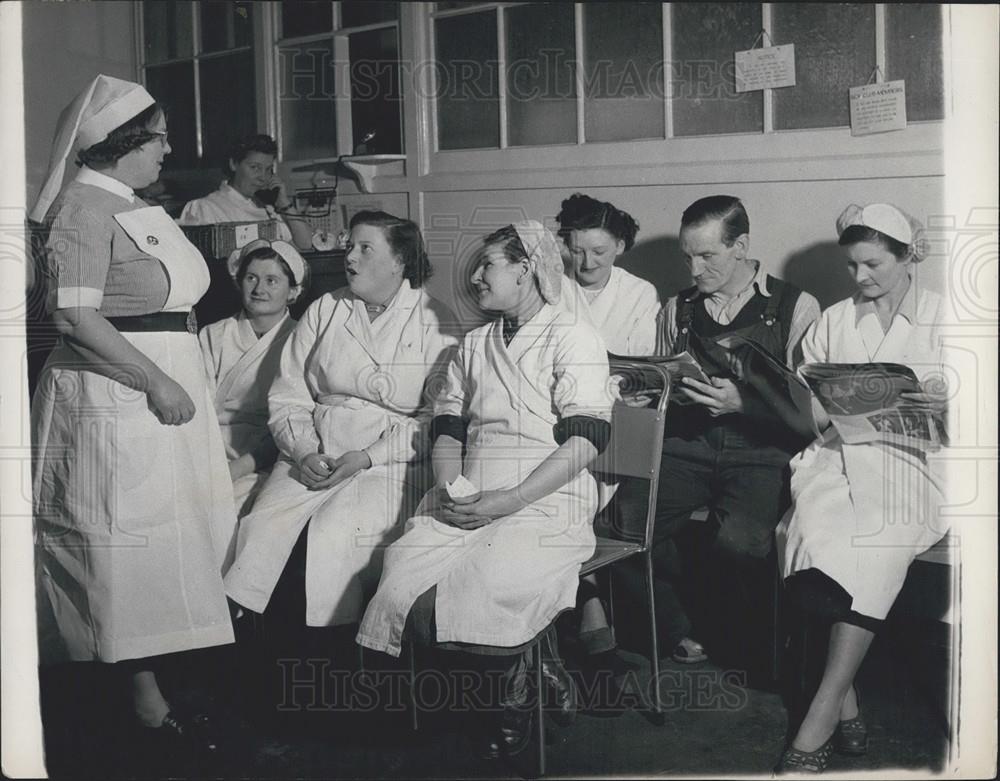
[
  {"left": 606, "top": 570, "right": 617, "bottom": 646},
  {"left": 771, "top": 563, "right": 782, "bottom": 683},
  {"left": 644, "top": 550, "right": 662, "bottom": 716},
  {"left": 408, "top": 643, "right": 419, "bottom": 731},
  {"left": 535, "top": 639, "right": 546, "bottom": 776}
]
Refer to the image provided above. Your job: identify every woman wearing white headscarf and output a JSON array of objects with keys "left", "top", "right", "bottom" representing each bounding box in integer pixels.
[
  {"left": 30, "top": 75, "right": 236, "bottom": 748},
  {"left": 357, "top": 221, "right": 614, "bottom": 757},
  {"left": 199, "top": 239, "right": 309, "bottom": 516},
  {"left": 774, "top": 203, "right": 951, "bottom": 773}
]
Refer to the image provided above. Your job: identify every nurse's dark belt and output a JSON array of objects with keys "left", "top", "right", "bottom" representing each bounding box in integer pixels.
[{"left": 106, "top": 312, "right": 197, "bottom": 333}]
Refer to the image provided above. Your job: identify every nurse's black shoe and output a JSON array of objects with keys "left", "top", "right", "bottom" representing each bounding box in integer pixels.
[
  {"left": 140, "top": 711, "right": 220, "bottom": 756},
  {"left": 539, "top": 627, "right": 579, "bottom": 726},
  {"left": 834, "top": 687, "right": 868, "bottom": 755},
  {"left": 480, "top": 653, "right": 534, "bottom": 759}
]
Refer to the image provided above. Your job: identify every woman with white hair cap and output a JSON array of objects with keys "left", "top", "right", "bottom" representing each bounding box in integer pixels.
[
  {"left": 774, "top": 203, "right": 951, "bottom": 773},
  {"left": 357, "top": 221, "right": 614, "bottom": 758},
  {"left": 199, "top": 239, "right": 310, "bottom": 516},
  {"left": 30, "top": 74, "right": 236, "bottom": 751}
]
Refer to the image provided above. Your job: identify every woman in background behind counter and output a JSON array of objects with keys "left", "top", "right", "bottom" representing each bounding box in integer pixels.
[{"left": 179, "top": 133, "right": 314, "bottom": 251}]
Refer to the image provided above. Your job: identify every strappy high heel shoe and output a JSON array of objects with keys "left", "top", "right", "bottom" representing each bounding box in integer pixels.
[
  {"left": 834, "top": 686, "right": 868, "bottom": 755},
  {"left": 774, "top": 736, "right": 835, "bottom": 774}
]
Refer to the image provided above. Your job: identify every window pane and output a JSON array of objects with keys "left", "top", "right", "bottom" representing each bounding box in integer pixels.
[
  {"left": 435, "top": 12, "right": 499, "bottom": 150},
  {"left": 349, "top": 28, "right": 403, "bottom": 154},
  {"left": 200, "top": 51, "right": 257, "bottom": 168},
  {"left": 583, "top": 2, "right": 664, "bottom": 142},
  {"left": 278, "top": 40, "right": 337, "bottom": 159},
  {"left": 143, "top": 0, "right": 193, "bottom": 63},
  {"left": 200, "top": 1, "right": 253, "bottom": 53},
  {"left": 772, "top": 3, "right": 876, "bottom": 130},
  {"left": 281, "top": 1, "right": 333, "bottom": 38},
  {"left": 146, "top": 63, "right": 197, "bottom": 169},
  {"left": 672, "top": 3, "right": 763, "bottom": 137},
  {"left": 505, "top": 3, "right": 576, "bottom": 147},
  {"left": 886, "top": 3, "right": 944, "bottom": 121},
  {"left": 341, "top": 1, "right": 398, "bottom": 28}
]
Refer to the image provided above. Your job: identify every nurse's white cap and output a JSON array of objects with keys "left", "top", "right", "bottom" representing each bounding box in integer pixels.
[
  {"left": 30, "top": 74, "right": 155, "bottom": 223},
  {"left": 227, "top": 239, "right": 309, "bottom": 288},
  {"left": 836, "top": 202, "right": 928, "bottom": 262}
]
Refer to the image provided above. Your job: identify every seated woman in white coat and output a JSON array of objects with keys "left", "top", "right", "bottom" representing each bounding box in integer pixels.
[
  {"left": 357, "top": 221, "right": 614, "bottom": 758},
  {"left": 199, "top": 239, "right": 309, "bottom": 517},
  {"left": 555, "top": 192, "right": 660, "bottom": 663},
  {"left": 556, "top": 192, "right": 659, "bottom": 355},
  {"left": 774, "top": 203, "right": 951, "bottom": 773},
  {"left": 223, "top": 211, "right": 458, "bottom": 630}
]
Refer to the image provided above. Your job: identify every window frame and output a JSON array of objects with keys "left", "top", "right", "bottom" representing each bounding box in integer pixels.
[
  {"left": 137, "top": 0, "right": 259, "bottom": 165},
  {"left": 263, "top": 1, "right": 403, "bottom": 165}
]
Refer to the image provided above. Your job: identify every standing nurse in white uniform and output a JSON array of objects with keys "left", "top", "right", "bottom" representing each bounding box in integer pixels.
[
  {"left": 774, "top": 203, "right": 951, "bottom": 773},
  {"left": 31, "top": 75, "right": 236, "bottom": 750}
]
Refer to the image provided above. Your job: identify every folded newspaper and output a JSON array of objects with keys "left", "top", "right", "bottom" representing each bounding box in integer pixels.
[{"left": 798, "top": 362, "right": 948, "bottom": 451}]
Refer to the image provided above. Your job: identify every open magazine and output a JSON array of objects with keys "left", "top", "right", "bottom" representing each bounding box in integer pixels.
[
  {"left": 710, "top": 333, "right": 948, "bottom": 450},
  {"left": 798, "top": 362, "right": 948, "bottom": 451},
  {"left": 607, "top": 351, "right": 710, "bottom": 405}
]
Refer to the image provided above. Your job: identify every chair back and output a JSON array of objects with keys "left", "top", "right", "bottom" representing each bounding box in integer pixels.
[{"left": 590, "top": 359, "right": 671, "bottom": 551}]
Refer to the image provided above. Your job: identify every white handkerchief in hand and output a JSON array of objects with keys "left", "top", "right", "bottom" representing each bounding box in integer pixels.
[{"left": 445, "top": 475, "right": 479, "bottom": 500}]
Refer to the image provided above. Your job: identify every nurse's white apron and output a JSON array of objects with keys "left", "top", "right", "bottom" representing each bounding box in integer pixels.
[{"left": 33, "top": 206, "right": 237, "bottom": 664}]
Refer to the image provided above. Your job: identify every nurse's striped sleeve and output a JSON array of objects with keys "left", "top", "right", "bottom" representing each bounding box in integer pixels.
[{"left": 47, "top": 201, "right": 113, "bottom": 310}]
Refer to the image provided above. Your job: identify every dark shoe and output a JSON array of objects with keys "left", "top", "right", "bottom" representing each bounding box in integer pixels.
[
  {"left": 834, "top": 688, "right": 868, "bottom": 755},
  {"left": 774, "top": 737, "right": 834, "bottom": 774},
  {"left": 578, "top": 626, "right": 616, "bottom": 656},
  {"left": 142, "top": 711, "right": 220, "bottom": 755},
  {"left": 540, "top": 628, "right": 579, "bottom": 726}
]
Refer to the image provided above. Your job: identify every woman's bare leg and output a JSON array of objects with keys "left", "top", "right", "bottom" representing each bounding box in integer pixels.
[
  {"left": 131, "top": 669, "right": 171, "bottom": 727},
  {"left": 792, "top": 621, "right": 873, "bottom": 751}
]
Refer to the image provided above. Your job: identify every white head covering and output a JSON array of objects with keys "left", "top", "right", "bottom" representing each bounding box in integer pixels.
[
  {"left": 836, "top": 202, "right": 929, "bottom": 262},
  {"left": 512, "top": 220, "right": 563, "bottom": 304},
  {"left": 30, "top": 74, "right": 155, "bottom": 223},
  {"left": 227, "top": 239, "right": 308, "bottom": 288}
]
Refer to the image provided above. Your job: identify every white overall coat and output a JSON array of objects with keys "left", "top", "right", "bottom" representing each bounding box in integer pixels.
[{"left": 357, "top": 304, "right": 613, "bottom": 656}]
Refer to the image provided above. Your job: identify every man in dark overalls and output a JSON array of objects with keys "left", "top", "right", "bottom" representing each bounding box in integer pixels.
[{"left": 615, "top": 196, "right": 820, "bottom": 686}]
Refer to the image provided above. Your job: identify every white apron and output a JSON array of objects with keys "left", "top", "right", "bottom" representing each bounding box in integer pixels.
[
  {"left": 776, "top": 285, "right": 950, "bottom": 619},
  {"left": 357, "top": 305, "right": 613, "bottom": 657},
  {"left": 200, "top": 313, "right": 296, "bottom": 515},
  {"left": 223, "top": 286, "right": 457, "bottom": 626},
  {"left": 33, "top": 206, "right": 237, "bottom": 664}
]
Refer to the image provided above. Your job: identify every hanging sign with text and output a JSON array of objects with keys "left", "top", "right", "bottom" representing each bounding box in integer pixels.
[
  {"left": 734, "top": 44, "right": 796, "bottom": 92},
  {"left": 849, "top": 80, "right": 907, "bottom": 136}
]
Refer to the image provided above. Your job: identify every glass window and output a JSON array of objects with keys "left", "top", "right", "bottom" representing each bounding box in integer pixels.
[
  {"left": 885, "top": 3, "right": 945, "bottom": 121},
  {"left": 146, "top": 63, "right": 197, "bottom": 170},
  {"left": 671, "top": 3, "right": 763, "bottom": 137},
  {"left": 435, "top": 11, "right": 500, "bottom": 150},
  {"left": 583, "top": 2, "right": 664, "bottom": 143},
  {"left": 505, "top": 3, "right": 576, "bottom": 147},
  {"left": 341, "top": 1, "right": 398, "bottom": 28},
  {"left": 200, "top": 0, "right": 253, "bottom": 53},
  {"left": 279, "top": 40, "right": 337, "bottom": 160},
  {"left": 772, "top": 3, "right": 876, "bottom": 130},
  {"left": 143, "top": 0, "right": 193, "bottom": 63},
  {"left": 200, "top": 51, "right": 257, "bottom": 167},
  {"left": 349, "top": 27, "right": 403, "bottom": 154},
  {"left": 281, "top": 1, "right": 334, "bottom": 39}
]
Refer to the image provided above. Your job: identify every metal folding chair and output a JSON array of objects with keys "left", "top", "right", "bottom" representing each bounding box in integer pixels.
[
  {"left": 404, "top": 359, "right": 672, "bottom": 776},
  {"left": 530, "top": 358, "right": 672, "bottom": 775}
]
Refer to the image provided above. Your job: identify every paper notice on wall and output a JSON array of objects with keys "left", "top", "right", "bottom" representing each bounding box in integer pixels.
[
  {"left": 849, "top": 80, "right": 907, "bottom": 136},
  {"left": 234, "top": 223, "right": 261, "bottom": 247},
  {"left": 734, "top": 44, "right": 796, "bottom": 92}
]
